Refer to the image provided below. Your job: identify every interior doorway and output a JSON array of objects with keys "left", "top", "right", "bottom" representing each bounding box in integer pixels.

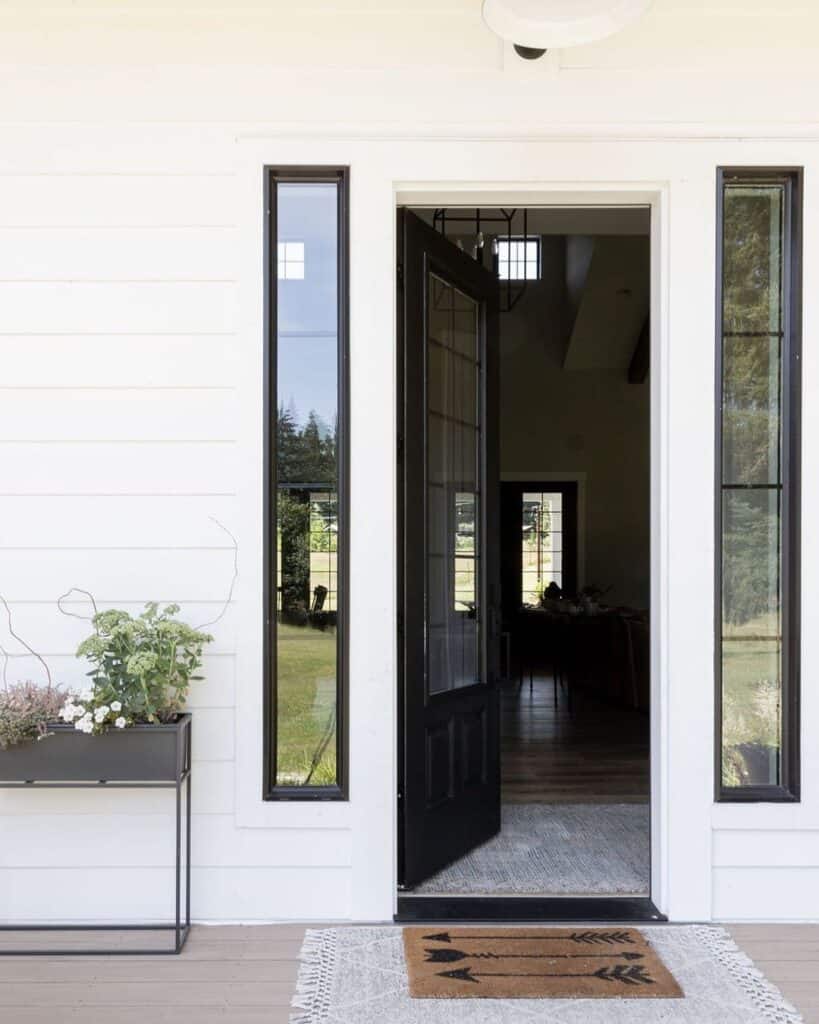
[{"left": 397, "top": 204, "right": 657, "bottom": 920}]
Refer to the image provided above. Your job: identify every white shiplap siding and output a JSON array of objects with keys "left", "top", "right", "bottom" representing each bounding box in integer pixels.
[
  {"left": 0, "top": 0, "right": 817, "bottom": 923},
  {"left": 0, "top": 150, "right": 355, "bottom": 921}
]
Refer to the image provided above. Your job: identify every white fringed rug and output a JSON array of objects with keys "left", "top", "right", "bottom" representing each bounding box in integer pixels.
[{"left": 290, "top": 926, "right": 803, "bottom": 1023}]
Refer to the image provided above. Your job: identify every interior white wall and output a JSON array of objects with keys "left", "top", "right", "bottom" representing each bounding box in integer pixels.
[
  {"left": 0, "top": 2, "right": 818, "bottom": 924},
  {"left": 498, "top": 238, "right": 651, "bottom": 608}
]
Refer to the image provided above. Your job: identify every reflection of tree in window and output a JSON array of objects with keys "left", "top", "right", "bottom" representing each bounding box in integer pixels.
[
  {"left": 720, "top": 183, "right": 787, "bottom": 790},
  {"left": 277, "top": 404, "right": 337, "bottom": 625}
]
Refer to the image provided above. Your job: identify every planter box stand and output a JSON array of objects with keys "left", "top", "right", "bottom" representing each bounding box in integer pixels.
[{"left": 0, "top": 715, "right": 192, "bottom": 956}]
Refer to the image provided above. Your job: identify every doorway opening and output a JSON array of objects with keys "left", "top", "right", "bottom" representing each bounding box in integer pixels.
[{"left": 397, "top": 204, "right": 657, "bottom": 920}]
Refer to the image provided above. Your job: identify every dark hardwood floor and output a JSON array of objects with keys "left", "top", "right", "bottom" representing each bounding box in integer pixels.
[{"left": 501, "top": 675, "right": 650, "bottom": 804}]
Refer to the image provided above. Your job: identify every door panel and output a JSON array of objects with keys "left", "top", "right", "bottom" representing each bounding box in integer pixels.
[{"left": 399, "top": 210, "right": 501, "bottom": 888}]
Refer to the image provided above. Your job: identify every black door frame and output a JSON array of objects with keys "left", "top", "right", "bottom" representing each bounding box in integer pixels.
[
  {"left": 395, "top": 204, "right": 663, "bottom": 925},
  {"left": 500, "top": 480, "right": 580, "bottom": 619}
]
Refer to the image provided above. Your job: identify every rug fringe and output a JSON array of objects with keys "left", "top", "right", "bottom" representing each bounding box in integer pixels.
[
  {"left": 695, "top": 926, "right": 803, "bottom": 1024},
  {"left": 290, "top": 928, "right": 337, "bottom": 1024}
]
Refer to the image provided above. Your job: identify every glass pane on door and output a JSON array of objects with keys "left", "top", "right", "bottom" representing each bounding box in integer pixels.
[{"left": 426, "top": 273, "right": 481, "bottom": 695}]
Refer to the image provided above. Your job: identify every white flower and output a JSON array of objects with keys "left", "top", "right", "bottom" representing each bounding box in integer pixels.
[
  {"left": 114, "top": 717, "right": 126, "bottom": 729},
  {"left": 93, "top": 704, "right": 110, "bottom": 723},
  {"left": 79, "top": 688, "right": 94, "bottom": 702},
  {"left": 59, "top": 702, "right": 77, "bottom": 722},
  {"left": 75, "top": 715, "right": 94, "bottom": 734},
  {"left": 110, "top": 701, "right": 122, "bottom": 713}
]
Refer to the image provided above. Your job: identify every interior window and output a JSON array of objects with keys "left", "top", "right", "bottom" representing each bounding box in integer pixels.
[
  {"left": 497, "top": 237, "right": 540, "bottom": 281},
  {"left": 521, "top": 491, "right": 564, "bottom": 605}
]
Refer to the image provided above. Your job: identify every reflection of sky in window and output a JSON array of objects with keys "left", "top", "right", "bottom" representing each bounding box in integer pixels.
[{"left": 277, "top": 183, "right": 338, "bottom": 431}]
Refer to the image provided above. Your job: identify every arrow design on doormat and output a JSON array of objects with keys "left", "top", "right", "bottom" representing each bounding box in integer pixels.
[
  {"left": 425, "top": 947, "right": 644, "bottom": 964},
  {"left": 438, "top": 964, "right": 655, "bottom": 987},
  {"left": 423, "top": 930, "right": 636, "bottom": 946}
]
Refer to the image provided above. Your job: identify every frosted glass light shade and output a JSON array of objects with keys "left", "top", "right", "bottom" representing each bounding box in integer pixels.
[{"left": 482, "top": 0, "right": 654, "bottom": 49}]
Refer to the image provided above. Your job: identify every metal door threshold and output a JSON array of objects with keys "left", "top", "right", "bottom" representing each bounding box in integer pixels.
[{"left": 395, "top": 895, "right": 665, "bottom": 923}]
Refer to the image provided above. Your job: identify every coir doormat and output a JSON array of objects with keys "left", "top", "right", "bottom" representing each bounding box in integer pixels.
[
  {"left": 403, "top": 927, "right": 682, "bottom": 999},
  {"left": 290, "top": 925, "right": 804, "bottom": 1023}
]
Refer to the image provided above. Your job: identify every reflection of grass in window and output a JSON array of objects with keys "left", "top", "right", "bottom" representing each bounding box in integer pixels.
[
  {"left": 722, "top": 633, "right": 781, "bottom": 787},
  {"left": 276, "top": 622, "right": 337, "bottom": 786}
]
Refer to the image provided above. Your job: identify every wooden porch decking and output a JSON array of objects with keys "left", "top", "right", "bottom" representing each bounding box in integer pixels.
[{"left": 0, "top": 924, "right": 817, "bottom": 1023}]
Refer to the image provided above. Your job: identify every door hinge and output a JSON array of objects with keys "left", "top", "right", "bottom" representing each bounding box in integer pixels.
[
  {"left": 397, "top": 262, "right": 404, "bottom": 289},
  {"left": 397, "top": 433, "right": 404, "bottom": 463}
]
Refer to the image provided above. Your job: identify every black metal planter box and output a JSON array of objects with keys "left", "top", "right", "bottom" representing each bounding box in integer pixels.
[
  {"left": 0, "top": 713, "right": 190, "bottom": 783},
  {"left": 0, "top": 714, "right": 192, "bottom": 956}
]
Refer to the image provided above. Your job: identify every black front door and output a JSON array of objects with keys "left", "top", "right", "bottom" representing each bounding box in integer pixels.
[{"left": 398, "top": 210, "right": 501, "bottom": 888}]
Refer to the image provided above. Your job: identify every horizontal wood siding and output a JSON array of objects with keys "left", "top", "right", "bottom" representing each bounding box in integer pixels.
[
  {"left": 0, "top": 868, "right": 351, "bottom": 922},
  {"left": 0, "top": 0, "right": 817, "bottom": 924},
  {"left": 715, "top": 868, "right": 819, "bottom": 921},
  {"left": 0, "top": 151, "right": 350, "bottom": 921},
  {"left": 0, "top": 817, "right": 351, "bottom": 869},
  {"left": 0, "top": 443, "right": 238, "bottom": 495}
]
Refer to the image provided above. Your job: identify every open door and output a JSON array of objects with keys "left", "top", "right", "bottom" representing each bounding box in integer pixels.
[{"left": 398, "top": 210, "right": 501, "bottom": 888}]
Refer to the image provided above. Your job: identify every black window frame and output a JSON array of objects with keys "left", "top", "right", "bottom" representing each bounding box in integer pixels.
[
  {"left": 263, "top": 166, "right": 350, "bottom": 801},
  {"left": 715, "top": 166, "right": 802, "bottom": 803},
  {"left": 500, "top": 480, "right": 579, "bottom": 617}
]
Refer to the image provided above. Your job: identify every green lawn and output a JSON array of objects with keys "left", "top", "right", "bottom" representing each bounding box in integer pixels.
[
  {"left": 721, "top": 629, "right": 781, "bottom": 787},
  {"left": 276, "top": 621, "right": 338, "bottom": 786},
  {"left": 274, "top": 608, "right": 781, "bottom": 789}
]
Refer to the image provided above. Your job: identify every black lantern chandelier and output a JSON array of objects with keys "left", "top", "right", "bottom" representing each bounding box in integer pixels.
[{"left": 432, "top": 207, "right": 534, "bottom": 313}]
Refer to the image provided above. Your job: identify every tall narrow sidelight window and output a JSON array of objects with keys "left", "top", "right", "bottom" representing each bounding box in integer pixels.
[
  {"left": 265, "top": 168, "right": 348, "bottom": 799},
  {"left": 717, "top": 169, "right": 802, "bottom": 801}
]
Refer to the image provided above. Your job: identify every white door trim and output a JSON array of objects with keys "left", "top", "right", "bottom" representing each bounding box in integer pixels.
[
  {"left": 234, "top": 137, "right": 723, "bottom": 924},
  {"left": 396, "top": 187, "right": 668, "bottom": 916}
]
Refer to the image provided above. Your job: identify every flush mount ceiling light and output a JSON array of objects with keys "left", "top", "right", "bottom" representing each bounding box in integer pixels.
[{"left": 482, "top": 0, "right": 654, "bottom": 58}]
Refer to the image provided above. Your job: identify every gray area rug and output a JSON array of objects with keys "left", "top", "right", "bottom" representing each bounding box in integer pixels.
[
  {"left": 414, "top": 803, "right": 650, "bottom": 895},
  {"left": 291, "top": 926, "right": 803, "bottom": 1023}
]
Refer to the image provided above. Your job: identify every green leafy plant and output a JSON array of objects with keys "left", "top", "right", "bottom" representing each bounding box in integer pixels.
[
  {"left": 0, "top": 682, "right": 64, "bottom": 749},
  {"left": 66, "top": 603, "right": 213, "bottom": 732}
]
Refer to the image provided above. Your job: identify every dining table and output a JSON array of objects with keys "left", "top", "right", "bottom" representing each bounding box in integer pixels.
[{"left": 515, "top": 604, "right": 650, "bottom": 712}]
